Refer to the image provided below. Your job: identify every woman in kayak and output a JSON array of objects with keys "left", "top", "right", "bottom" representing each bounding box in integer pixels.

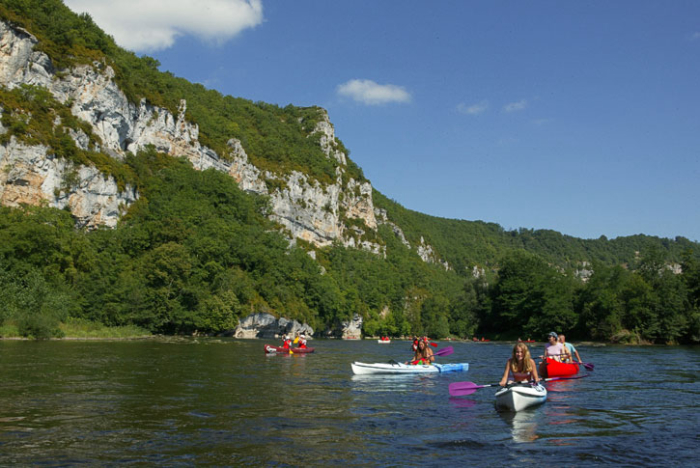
[
  {"left": 407, "top": 339, "right": 434, "bottom": 365},
  {"left": 297, "top": 333, "right": 308, "bottom": 349},
  {"left": 499, "top": 342, "right": 540, "bottom": 386}
]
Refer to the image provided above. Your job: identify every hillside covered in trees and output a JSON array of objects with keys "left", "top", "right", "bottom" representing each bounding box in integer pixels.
[{"left": 0, "top": 0, "right": 698, "bottom": 343}]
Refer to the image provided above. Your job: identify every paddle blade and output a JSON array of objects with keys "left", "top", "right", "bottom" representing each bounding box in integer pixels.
[
  {"left": 434, "top": 346, "right": 454, "bottom": 357},
  {"left": 448, "top": 381, "right": 481, "bottom": 396},
  {"left": 294, "top": 337, "right": 299, "bottom": 344},
  {"left": 583, "top": 362, "right": 595, "bottom": 371}
]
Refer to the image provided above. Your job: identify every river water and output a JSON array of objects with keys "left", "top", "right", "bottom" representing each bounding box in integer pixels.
[{"left": 0, "top": 339, "right": 697, "bottom": 466}]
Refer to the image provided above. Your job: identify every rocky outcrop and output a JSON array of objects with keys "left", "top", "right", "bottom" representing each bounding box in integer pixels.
[
  {"left": 0, "top": 19, "right": 383, "bottom": 253},
  {"left": 341, "top": 314, "right": 363, "bottom": 340},
  {"left": 232, "top": 313, "right": 314, "bottom": 339},
  {"left": 0, "top": 137, "right": 138, "bottom": 228}
]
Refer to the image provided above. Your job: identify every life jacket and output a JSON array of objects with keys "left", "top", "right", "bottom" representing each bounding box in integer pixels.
[{"left": 282, "top": 340, "right": 291, "bottom": 349}]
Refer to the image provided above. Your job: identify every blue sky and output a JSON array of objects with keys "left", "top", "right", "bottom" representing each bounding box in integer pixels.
[{"left": 64, "top": 1, "right": 700, "bottom": 241}]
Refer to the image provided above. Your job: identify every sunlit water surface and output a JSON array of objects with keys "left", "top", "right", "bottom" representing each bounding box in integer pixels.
[{"left": 0, "top": 339, "right": 697, "bottom": 466}]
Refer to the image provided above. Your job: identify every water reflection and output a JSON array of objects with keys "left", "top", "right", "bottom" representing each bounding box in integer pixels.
[
  {"left": 350, "top": 374, "right": 438, "bottom": 393},
  {"left": 448, "top": 397, "right": 477, "bottom": 409},
  {"left": 498, "top": 408, "right": 540, "bottom": 443}
]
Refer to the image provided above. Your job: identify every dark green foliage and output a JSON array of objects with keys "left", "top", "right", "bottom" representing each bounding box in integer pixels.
[
  {"left": 1, "top": 0, "right": 699, "bottom": 342},
  {"left": 482, "top": 250, "right": 578, "bottom": 339}
]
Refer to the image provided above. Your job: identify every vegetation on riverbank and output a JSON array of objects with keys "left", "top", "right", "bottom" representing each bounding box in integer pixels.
[
  {"left": 0, "top": 318, "right": 150, "bottom": 340},
  {"left": 0, "top": 0, "right": 698, "bottom": 344}
]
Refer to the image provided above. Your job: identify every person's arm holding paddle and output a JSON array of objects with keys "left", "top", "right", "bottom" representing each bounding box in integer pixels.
[
  {"left": 499, "top": 358, "right": 512, "bottom": 387},
  {"left": 426, "top": 346, "right": 435, "bottom": 363}
]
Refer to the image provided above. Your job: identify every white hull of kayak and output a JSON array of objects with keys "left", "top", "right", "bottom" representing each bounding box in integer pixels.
[
  {"left": 351, "top": 362, "right": 468, "bottom": 375},
  {"left": 377, "top": 340, "right": 391, "bottom": 344},
  {"left": 494, "top": 383, "right": 547, "bottom": 412}
]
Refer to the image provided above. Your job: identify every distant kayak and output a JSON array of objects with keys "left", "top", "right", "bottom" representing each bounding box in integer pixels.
[
  {"left": 351, "top": 362, "right": 469, "bottom": 375},
  {"left": 495, "top": 382, "right": 547, "bottom": 412},
  {"left": 541, "top": 358, "right": 579, "bottom": 378},
  {"left": 264, "top": 345, "right": 315, "bottom": 354},
  {"left": 377, "top": 339, "right": 391, "bottom": 344}
]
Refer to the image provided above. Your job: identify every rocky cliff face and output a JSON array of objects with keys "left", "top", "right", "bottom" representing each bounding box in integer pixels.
[{"left": 0, "top": 20, "right": 380, "bottom": 252}]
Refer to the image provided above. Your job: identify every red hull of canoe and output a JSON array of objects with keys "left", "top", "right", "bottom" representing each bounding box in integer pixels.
[
  {"left": 543, "top": 358, "right": 579, "bottom": 377},
  {"left": 264, "top": 345, "right": 315, "bottom": 354}
]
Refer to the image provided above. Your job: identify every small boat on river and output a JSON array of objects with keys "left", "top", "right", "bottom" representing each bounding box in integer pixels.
[
  {"left": 377, "top": 339, "right": 391, "bottom": 344},
  {"left": 264, "top": 345, "right": 315, "bottom": 354},
  {"left": 541, "top": 358, "right": 579, "bottom": 378},
  {"left": 494, "top": 382, "right": 547, "bottom": 412},
  {"left": 351, "top": 362, "right": 469, "bottom": 375}
]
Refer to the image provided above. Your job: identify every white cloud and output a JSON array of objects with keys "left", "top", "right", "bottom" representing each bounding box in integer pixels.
[
  {"left": 457, "top": 100, "right": 489, "bottom": 115},
  {"left": 503, "top": 99, "right": 528, "bottom": 113},
  {"left": 691, "top": 32, "right": 700, "bottom": 41},
  {"left": 64, "top": 0, "right": 263, "bottom": 52},
  {"left": 337, "top": 79, "right": 411, "bottom": 105}
]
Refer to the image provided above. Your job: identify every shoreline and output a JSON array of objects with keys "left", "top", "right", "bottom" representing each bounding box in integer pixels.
[{"left": 1, "top": 336, "right": 686, "bottom": 346}]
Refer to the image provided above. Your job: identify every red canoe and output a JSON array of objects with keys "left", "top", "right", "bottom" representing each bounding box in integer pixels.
[
  {"left": 542, "top": 358, "right": 579, "bottom": 378},
  {"left": 264, "top": 345, "right": 315, "bottom": 354}
]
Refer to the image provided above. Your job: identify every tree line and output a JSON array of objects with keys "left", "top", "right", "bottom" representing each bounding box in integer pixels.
[
  {"left": 0, "top": 149, "right": 697, "bottom": 344},
  {"left": 0, "top": 0, "right": 698, "bottom": 343}
]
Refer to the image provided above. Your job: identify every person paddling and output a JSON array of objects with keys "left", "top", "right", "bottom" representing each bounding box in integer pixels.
[
  {"left": 558, "top": 334, "right": 581, "bottom": 363},
  {"left": 499, "top": 342, "right": 540, "bottom": 386},
  {"left": 407, "top": 339, "right": 434, "bottom": 365},
  {"left": 539, "top": 331, "right": 570, "bottom": 376},
  {"left": 297, "top": 333, "right": 308, "bottom": 349},
  {"left": 282, "top": 335, "right": 292, "bottom": 350}
]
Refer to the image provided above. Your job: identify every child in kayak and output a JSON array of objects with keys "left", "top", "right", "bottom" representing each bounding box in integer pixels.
[
  {"left": 282, "top": 335, "right": 292, "bottom": 349},
  {"left": 297, "top": 333, "right": 308, "bottom": 349},
  {"left": 407, "top": 339, "right": 434, "bottom": 365},
  {"left": 499, "top": 342, "right": 540, "bottom": 386}
]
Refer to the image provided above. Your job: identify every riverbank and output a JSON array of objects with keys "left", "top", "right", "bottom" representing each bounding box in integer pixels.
[{"left": 0, "top": 318, "right": 151, "bottom": 340}]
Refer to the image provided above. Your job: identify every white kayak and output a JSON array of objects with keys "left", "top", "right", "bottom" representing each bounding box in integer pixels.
[
  {"left": 494, "top": 382, "right": 547, "bottom": 412},
  {"left": 351, "top": 362, "right": 469, "bottom": 375},
  {"left": 377, "top": 340, "right": 391, "bottom": 344}
]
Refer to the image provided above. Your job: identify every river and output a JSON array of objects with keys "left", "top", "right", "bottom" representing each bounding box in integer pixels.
[{"left": 0, "top": 339, "right": 697, "bottom": 466}]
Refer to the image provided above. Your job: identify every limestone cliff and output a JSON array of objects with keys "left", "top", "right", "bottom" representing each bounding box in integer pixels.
[{"left": 0, "top": 19, "right": 382, "bottom": 252}]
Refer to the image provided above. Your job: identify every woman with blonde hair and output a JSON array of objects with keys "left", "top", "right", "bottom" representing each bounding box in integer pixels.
[{"left": 499, "top": 342, "right": 540, "bottom": 386}]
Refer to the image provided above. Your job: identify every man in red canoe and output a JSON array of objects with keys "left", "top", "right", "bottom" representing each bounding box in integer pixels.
[{"left": 558, "top": 334, "right": 581, "bottom": 363}]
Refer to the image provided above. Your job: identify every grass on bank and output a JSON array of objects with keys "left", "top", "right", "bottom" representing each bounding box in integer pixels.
[{"left": 0, "top": 318, "right": 151, "bottom": 339}]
